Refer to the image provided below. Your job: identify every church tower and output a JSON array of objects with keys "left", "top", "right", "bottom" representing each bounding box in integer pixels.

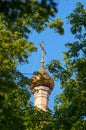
[{"left": 30, "top": 42, "right": 54, "bottom": 111}]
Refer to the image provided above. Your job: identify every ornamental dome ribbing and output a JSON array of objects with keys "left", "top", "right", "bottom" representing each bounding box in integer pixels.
[{"left": 30, "top": 62, "right": 54, "bottom": 90}]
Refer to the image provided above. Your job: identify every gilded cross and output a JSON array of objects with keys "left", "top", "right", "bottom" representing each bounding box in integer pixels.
[{"left": 40, "top": 42, "right": 46, "bottom": 61}]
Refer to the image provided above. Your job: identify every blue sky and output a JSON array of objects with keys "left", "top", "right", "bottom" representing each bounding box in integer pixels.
[{"left": 18, "top": 0, "right": 86, "bottom": 110}]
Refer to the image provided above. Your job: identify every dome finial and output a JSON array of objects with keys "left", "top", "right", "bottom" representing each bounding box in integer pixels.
[{"left": 40, "top": 42, "right": 46, "bottom": 65}]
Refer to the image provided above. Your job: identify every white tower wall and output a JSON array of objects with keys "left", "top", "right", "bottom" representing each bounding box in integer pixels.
[{"left": 34, "top": 86, "right": 51, "bottom": 111}]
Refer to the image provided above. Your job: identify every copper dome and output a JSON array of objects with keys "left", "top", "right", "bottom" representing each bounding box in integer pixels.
[{"left": 30, "top": 64, "right": 54, "bottom": 90}]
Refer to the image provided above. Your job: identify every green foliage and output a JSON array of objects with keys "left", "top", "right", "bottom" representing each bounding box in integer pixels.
[
  {"left": 0, "top": 12, "right": 36, "bottom": 129},
  {"left": 67, "top": 2, "right": 86, "bottom": 38},
  {"left": 0, "top": 0, "right": 64, "bottom": 35},
  {"left": 48, "top": 18, "right": 64, "bottom": 34},
  {"left": 47, "top": 2, "right": 86, "bottom": 130}
]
